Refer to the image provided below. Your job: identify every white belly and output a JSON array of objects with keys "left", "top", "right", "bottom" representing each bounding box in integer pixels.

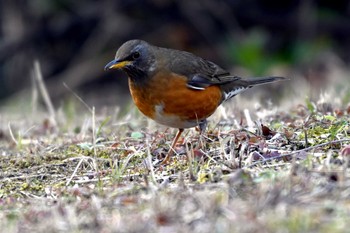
[{"left": 154, "top": 104, "right": 199, "bottom": 129}]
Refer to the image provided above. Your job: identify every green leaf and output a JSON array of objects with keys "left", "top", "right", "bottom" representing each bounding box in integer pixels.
[
  {"left": 324, "top": 115, "right": 336, "bottom": 121},
  {"left": 78, "top": 142, "right": 93, "bottom": 150},
  {"left": 131, "top": 131, "right": 144, "bottom": 139},
  {"left": 96, "top": 116, "right": 111, "bottom": 137},
  {"left": 305, "top": 97, "right": 316, "bottom": 113}
]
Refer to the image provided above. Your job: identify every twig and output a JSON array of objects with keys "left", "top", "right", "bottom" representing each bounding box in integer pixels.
[
  {"left": 66, "top": 156, "right": 96, "bottom": 186},
  {"left": 304, "top": 128, "right": 308, "bottom": 148},
  {"left": 66, "top": 157, "right": 85, "bottom": 186},
  {"left": 92, "top": 106, "right": 97, "bottom": 158},
  {"left": 63, "top": 83, "right": 97, "bottom": 171},
  {"left": 31, "top": 73, "right": 38, "bottom": 116},
  {"left": 7, "top": 122, "right": 36, "bottom": 146},
  {"left": 22, "top": 125, "right": 37, "bottom": 136},
  {"left": 63, "top": 82, "right": 92, "bottom": 113},
  {"left": 244, "top": 109, "right": 254, "bottom": 131},
  {"left": 246, "top": 138, "right": 350, "bottom": 168},
  {"left": 1, "top": 174, "right": 57, "bottom": 182},
  {"left": 146, "top": 137, "right": 157, "bottom": 185},
  {"left": 7, "top": 122, "right": 18, "bottom": 145},
  {"left": 186, "top": 143, "right": 196, "bottom": 181},
  {"left": 33, "top": 60, "right": 56, "bottom": 125}
]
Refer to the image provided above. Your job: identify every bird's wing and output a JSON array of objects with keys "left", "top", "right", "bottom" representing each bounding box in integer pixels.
[
  {"left": 164, "top": 49, "right": 240, "bottom": 89},
  {"left": 163, "top": 48, "right": 286, "bottom": 94}
]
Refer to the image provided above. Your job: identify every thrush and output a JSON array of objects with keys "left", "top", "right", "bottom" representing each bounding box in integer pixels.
[{"left": 105, "top": 40, "right": 286, "bottom": 163}]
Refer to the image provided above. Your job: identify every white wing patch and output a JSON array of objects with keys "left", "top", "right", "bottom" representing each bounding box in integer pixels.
[
  {"left": 223, "top": 86, "right": 247, "bottom": 101},
  {"left": 186, "top": 84, "right": 205, "bottom": 90}
]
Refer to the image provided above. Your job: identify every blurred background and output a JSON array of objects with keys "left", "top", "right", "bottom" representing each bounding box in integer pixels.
[{"left": 1, "top": 0, "right": 350, "bottom": 111}]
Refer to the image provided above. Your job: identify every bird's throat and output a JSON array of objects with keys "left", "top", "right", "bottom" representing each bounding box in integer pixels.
[{"left": 124, "top": 66, "right": 147, "bottom": 82}]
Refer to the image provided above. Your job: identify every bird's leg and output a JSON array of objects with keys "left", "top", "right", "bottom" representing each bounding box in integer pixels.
[
  {"left": 197, "top": 119, "right": 207, "bottom": 149},
  {"left": 199, "top": 119, "right": 207, "bottom": 134},
  {"left": 161, "top": 128, "right": 184, "bottom": 164}
]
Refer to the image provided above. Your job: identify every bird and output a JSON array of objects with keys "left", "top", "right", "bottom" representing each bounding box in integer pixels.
[{"left": 105, "top": 40, "right": 286, "bottom": 164}]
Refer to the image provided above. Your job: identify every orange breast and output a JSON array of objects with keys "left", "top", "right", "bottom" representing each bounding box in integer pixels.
[{"left": 128, "top": 72, "right": 222, "bottom": 128}]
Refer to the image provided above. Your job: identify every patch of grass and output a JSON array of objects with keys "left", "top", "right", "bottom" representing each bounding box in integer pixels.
[{"left": 1, "top": 87, "right": 350, "bottom": 232}]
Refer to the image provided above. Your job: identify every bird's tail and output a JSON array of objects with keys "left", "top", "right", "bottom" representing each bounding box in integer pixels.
[
  {"left": 241, "top": 76, "right": 287, "bottom": 86},
  {"left": 221, "top": 76, "right": 287, "bottom": 101}
]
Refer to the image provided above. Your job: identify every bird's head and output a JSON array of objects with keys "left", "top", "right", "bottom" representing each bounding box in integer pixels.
[{"left": 105, "top": 40, "right": 156, "bottom": 81}]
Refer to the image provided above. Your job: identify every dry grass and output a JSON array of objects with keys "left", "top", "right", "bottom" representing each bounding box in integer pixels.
[{"left": 1, "top": 66, "right": 350, "bottom": 232}]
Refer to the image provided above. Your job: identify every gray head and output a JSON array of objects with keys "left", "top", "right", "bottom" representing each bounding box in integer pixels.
[{"left": 104, "top": 40, "right": 157, "bottom": 81}]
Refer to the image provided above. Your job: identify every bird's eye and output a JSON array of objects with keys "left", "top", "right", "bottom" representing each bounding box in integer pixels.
[{"left": 132, "top": 52, "right": 140, "bottom": 59}]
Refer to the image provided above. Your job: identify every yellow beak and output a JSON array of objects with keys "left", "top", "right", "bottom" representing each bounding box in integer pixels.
[{"left": 104, "top": 60, "right": 131, "bottom": 70}]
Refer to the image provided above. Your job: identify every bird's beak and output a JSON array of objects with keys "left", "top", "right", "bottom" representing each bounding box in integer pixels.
[{"left": 104, "top": 59, "right": 131, "bottom": 70}]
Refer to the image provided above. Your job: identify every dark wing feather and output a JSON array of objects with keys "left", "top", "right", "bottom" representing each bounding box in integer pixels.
[
  {"left": 163, "top": 48, "right": 240, "bottom": 88},
  {"left": 159, "top": 47, "right": 286, "bottom": 96}
]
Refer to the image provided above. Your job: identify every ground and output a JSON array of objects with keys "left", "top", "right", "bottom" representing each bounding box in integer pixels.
[{"left": 1, "top": 86, "right": 350, "bottom": 233}]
